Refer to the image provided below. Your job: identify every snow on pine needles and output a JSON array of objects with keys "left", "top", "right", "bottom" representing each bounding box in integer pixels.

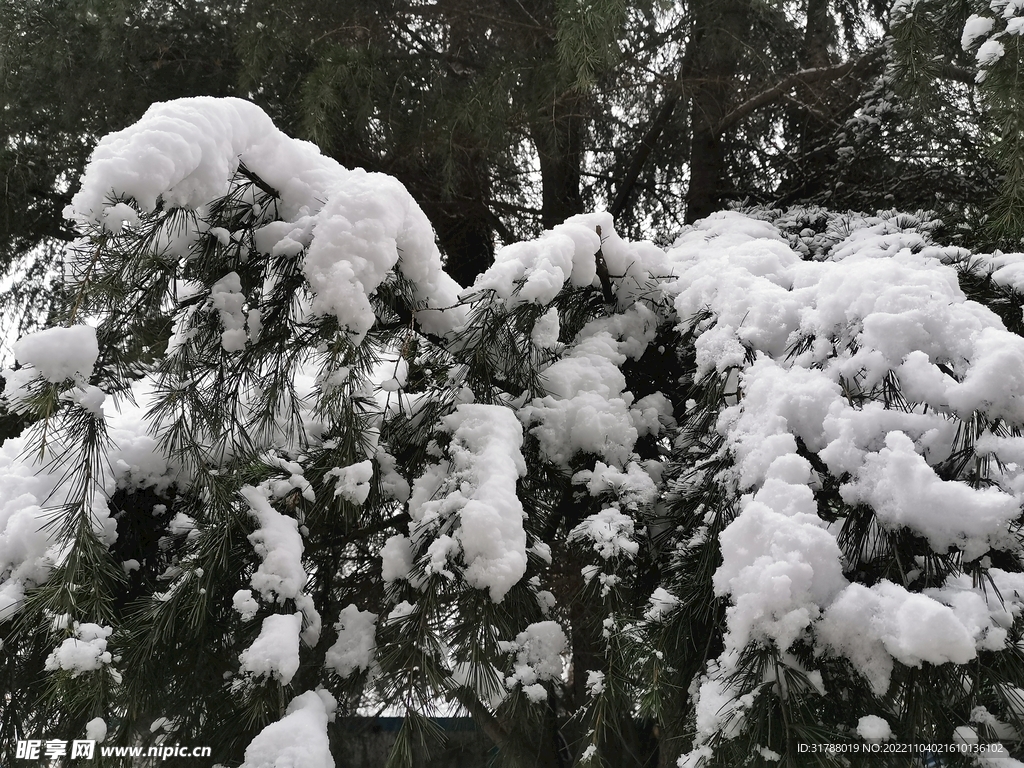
[{"left": 0, "top": 98, "right": 1023, "bottom": 767}]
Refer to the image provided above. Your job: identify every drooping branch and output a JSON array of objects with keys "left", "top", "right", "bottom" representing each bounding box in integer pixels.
[{"left": 717, "top": 46, "right": 885, "bottom": 133}]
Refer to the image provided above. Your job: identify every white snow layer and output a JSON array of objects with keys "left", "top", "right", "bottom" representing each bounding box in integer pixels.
[
  {"left": 241, "top": 690, "right": 336, "bottom": 768},
  {"left": 238, "top": 612, "right": 303, "bottom": 684},
  {"left": 65, "top": 97, "right": 465, "bottom": 343},
  {"left": 44, "top": 623, "right": 114, "bottom": 676},
  {"left": 85, "top": 717, "right": 108, "bottom": 743},
  {"left": 3, "top": 97, "right": 1023, "bottom": 759},
  {"left": 12, "top": 325, "right": 99, "bottom": 383},
  {"left": 325, "top": 604, "right": 377, "bottom": 678},
  {"left": 963, "top": 14, "right": 996, "bottom": 49},
  {"left": 240, "top": 485, "right": 307, "bottom": 603},
  {"left": 504, "top": 620, "right": 568, "bottom": 701},
  {"left": 667, "top": 211, "right": 1024, "bottom": 763},
  {"left": 326, "top": 461, "right": 373, "bottom": 505},
  {"left": 856, "top": 715, "right": 892, "bottom": 742},
  {"left": 406, "top": 404, "right": 528, "bottom": 602}
]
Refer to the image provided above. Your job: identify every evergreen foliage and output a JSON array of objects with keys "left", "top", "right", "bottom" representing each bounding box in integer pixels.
[
  {"left": 1, "top": 100, "right": 1024, "bottom": 768},
  {"left": 6, "top": 0, "right": 1024, "bottom": 347}
]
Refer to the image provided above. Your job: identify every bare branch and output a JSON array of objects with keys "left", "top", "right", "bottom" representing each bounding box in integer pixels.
[{"left": 717, "top": 46, "right": 885, "bottom": 133}]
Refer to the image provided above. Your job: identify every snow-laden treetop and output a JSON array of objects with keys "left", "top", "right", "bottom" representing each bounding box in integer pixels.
[{"left": 2, "top": 98, "right": 1023, "bottom": 767}]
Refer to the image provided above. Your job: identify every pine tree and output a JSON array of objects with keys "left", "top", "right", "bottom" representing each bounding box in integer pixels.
[
  {"left": 13, "top": 0, "right": 1024, "bottom": 343},
  {"left": 2, "top": 97, "right": 1024, "bottom": 768}
]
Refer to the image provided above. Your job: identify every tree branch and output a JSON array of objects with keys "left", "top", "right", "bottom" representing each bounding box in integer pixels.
[
  {"left": 609, "top": 91, "right": 680, "bottom": 219},
  {"left": 325, "top": 512, "right": 409, "bottom": 548},
  {"left": 453, "top": 688, "right": 511, "bottom": 746},
  {"left": 939, "top": 62, "right": 975, "bottom": 84},
  {"left": 717, "top": 46, "right": 885, "bottom": 133}
]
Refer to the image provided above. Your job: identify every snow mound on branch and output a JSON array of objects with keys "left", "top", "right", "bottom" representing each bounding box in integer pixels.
[
  {"left": 85, "top": 717, "right": 108, "bottom": 743},
  {"left": 714, "top": 473, "right": 847, "bottom": 653},
  {"left": 209, "top": 272, "right": 248, "bottom": 352},
  {"left": 407, "top": 404, "right": 528, "bottom": 602},
  {"left": 325, "top": 604, "right": 377, "bottom": 678},
  {"left": 44, "top": 623, "right": 114, "bottom": 676},
  {"left": 380, "top": 534, "right": 414, "bottom": 583},
  {"left": 857, "top": 715, "right": 892, "bottom": 742},
  {"left": 841, "top": 431, "right": 1019, "bottom": 560},
  {"left": 569, "top": 508, "right": 639, "bottom": 559},
  {"left": 963, "top": 14, "right": 996, "bottom": 50},
  {"left": 468, "top": 212, "right": 668, "bottom": 307},
  {"left": 65, "top": 97, "right": 464, "bottom": 343},
  {"left": 12, "top": 325, "right": 99, "bottom": 384},
  {"left": 238, "top": 612, "right": 303, "bottom": 684},
  {"left": 503, "top": 620, "right": 568, "bottom": 702},
  {"left": 520, "top": 304, "right": 660, "bottom": 469},
  {"left": 240, "top": 485, "right": 307, "bottom": 603},
  {"left": 326, "top": 461, "right": 373, "bottom": 505},
  {"left": 959, "top": 251, "right": 1024, "bottom": 294},
  {"left": 241, "top": 690, "right": 336, "bottom": 768},
  {"left": 817, "top": 581, "right": 976, "bottom": 695}
]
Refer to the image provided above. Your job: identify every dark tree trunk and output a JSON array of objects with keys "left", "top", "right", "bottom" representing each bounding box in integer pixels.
[
  {"left": 685, "top": 0, "right": 752, "bottom": 224},
  {"left": 533, "top": 92, "right": 586, "bottom": 231},
  {"left": 777, "top": 0, "right": 842, "bottom": 201},
  {"left": 421, "top": 200, "right": 495, "bottom": 288}
]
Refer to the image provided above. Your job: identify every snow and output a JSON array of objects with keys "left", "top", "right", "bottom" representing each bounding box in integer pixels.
[
  {"left": 301, "top": 172, "right": 461, "bottom": 343},
  {"left": 407, "top": 404, "right": 528, "bottom": 602},
  {"left": 0, "top": 379, "right": 178, "bottom": 622},
  {"left": 240, "top": 690, "right": 335, "bottom": 768},
  {"left": 65, "top": 97, "right": 466, "bottom": 343},
  {"left": 644, "top": 587, "right": 680, "bottom": 623},
  {"left": 840, "top": 431, "right": 1019, "bottom": 560},
  {"left": 209, "top": 272, "right": 248, "bottom": 352},
  {"left": 12, "top": 325, "right": 99, "bottom": 383},
  {"left": 44, "top": 623, "right": 113, "bottom": 676},
  {"left": 667, "top": 209, "right": 1024, "bottom": 755},
  {"left": 946, "top": 327, "right": 1024, "bottom": 423},
  {"left": 85, "top": 717, "right": 107, "bottom": 743},
  {"left": 10, "top": 95, "right": 1024, "bottom": 759},
  {"left": 385, "top": 600, "right": 416, "bottom": 624},
  {"left": 238, "top": 612, "right": 303, "bottom": 684},
  {"left": 977, "top": 38, "right": 1006, "bottom": 66},
  {"left": 468, "top": 213, "right": 662, "bottom": 306},
  {"left": 532, "top": 307, "right": 561, "bottom": 349},
  {"left": 573, "top": 461, "right": 658, "bottom": 509},
  {"left": 240, "top": 485, "right": 307, "bottom": 603},
  {"left": 380, "top": 534, "right": 414, "bottom": 583},
  {"left": 62, "top": 384, "right": 106, "bottom": 416},
  {"left": 817, "top": 581, "right": 976, "bottom": 695},
  {"left": 100, "top": 202, "right": 139, "bottom": 233},
  {"left": 713, "top": 482, "right": 847, "bottom": 653},
  {"left": 963, "top": 14, "right": 996, "bottom": 49},
  {"left": 326, "top": 461, "right": 373, "bottom": 505},
  {"left": 325, "top": 604, "right": 376, "bottom": 678},
  {"left": 375, "top": 449, "right": 410, "bottom": 503},
  {"left": 233, "top": 589, "right": 260, "bottom": 621},
  {"left": 521, "top": 330, "right": 639, "bottom": 468},
  {"left": 856, "top": 715, "right": 891, "bottom": 741},
  {"left": 504, "top": 621, "right": 568, "bottom": 700},
  {"left": 568, "top": 508, "right": 640, "bottom": 560}
]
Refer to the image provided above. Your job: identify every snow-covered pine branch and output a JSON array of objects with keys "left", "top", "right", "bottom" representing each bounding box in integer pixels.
[{"left": 1, "top": 100, "right": 1023, "bottom": 767}]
